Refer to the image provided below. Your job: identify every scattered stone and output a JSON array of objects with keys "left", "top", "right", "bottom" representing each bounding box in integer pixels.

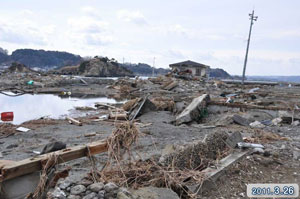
[
  {"left": 98, "top": 190, "right": 105, "bottom": 198},
  {"left": 104, "top": 182, "right": 118, "bottom": 192},
  {"left": 41, "top": 141, "right": 66, "bottom": 154},
  {"left": 132, "top": 186, "right": 180, "bottom": 199},
  {"left": 67, "top": 195, "right": 81, "bottom": 199},
  {"left": 232, "top": 115, "right": 250, "bottom": 126},
  {"left": 83, "top": 192, "right": 97, "bottom": 199},
  {"left": 252, "top": 148, "right": 265, "bottom": 155},
  {"left": 89, "top": 182, "right": 104, "bottom": 192},
  {"left": 293, "top": 149, "right": 300, "bottom": 160},
  {"left": 249, "top": 121, "right": 265, "bottom": 128},
  {"left": 272, "top": 117, "right": 282, "bottom": 126},
  {"left": 225, "top": 132, "right": 243, "bottom": 148},
  {"left": 59, "top": 181, "right": 72, "bottom": 190},
  {"left": 79, "top": 179, "right": 94, "bottom": 186},
  {"left": 117, "top": 191, "right": 131, "bottom": 199},
  {"left": 51, "top": 187, "right": 66, "bottom": 198},
  {"left": 70, "top": 185, "right": 86, "bottom": 195},
  {"left": 6, "top": 143, "right": 18, "bottom": 149},
  {"left": 292, "top": 120, "right": 300, "bottom": 126}
]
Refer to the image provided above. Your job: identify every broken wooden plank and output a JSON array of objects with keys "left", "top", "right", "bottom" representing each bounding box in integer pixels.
[
  {"left": 0, "top": 139, "right": 107, "bottom": 182},
  {"left": 66, "top": 117, "right": 82, "bottom": 126},
  {"left": 162, "top": 81, "right": 178, "bottom": 91},
  {"left": 208, "top": 101, "right": 299, "bottom": 111},
  {"left": 95, "top": 102, "right": 116, "bottom": 109}
]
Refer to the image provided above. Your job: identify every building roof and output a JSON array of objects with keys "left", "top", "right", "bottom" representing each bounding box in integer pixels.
[{"left": 169, "top": 60, "right": 209, "bottom": 68}]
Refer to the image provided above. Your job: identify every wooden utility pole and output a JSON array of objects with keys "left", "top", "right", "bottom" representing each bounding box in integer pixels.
[
  {"left": 242, "top": 10, "right": 258, "bottom": 85},
  {"left": 152, "top": 57, "right": 156, "bottom": 77}
]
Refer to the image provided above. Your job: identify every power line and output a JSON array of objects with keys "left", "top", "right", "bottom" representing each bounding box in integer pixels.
[{"left": 242, "top": 10, "right": 258, "bottom": 85}]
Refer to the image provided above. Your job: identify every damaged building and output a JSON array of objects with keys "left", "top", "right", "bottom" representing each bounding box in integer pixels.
[{"left": 169, "top": 60, "right": 210, "bottom": 78}]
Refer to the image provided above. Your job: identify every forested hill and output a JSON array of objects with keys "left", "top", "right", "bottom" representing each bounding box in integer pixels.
[{"left": 0, "top": 48, "right": 82, "bottom": 68}]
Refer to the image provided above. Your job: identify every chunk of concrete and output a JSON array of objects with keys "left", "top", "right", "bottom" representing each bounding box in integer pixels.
[
  {"left": 132, "top": 186, "right": 180, "bottom": 199},
  {"left": 232, "top": 115, "right": 250, "bottom": 126},
  {"left": 176, "top": 94, "right": 210, "bottom": 125},
  {"left": 41, "top": 141, "right": 66, "bottom": 154},
  {"left": 225, "top": 132, "right": 243, "bottom": 148}
]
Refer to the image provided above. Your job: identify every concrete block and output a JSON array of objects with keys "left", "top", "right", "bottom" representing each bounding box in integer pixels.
[
  {"left": 176, "top": 94, "right": 210, "bottom": 125},
  {"left": 226, "top": 132, "right": 243, "bottom": 148}
]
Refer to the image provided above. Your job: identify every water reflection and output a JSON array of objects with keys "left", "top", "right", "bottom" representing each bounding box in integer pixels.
[{"left": 0, "top": 94, "right": 120, "bottom": 125}]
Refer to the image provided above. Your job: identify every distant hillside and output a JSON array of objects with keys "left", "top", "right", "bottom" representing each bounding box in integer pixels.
[
  {"left": 121, "top": 63, "right": 170, "bottom": 76},
  {"left": 57, "top": 57, "right": 133, "bottom": 77},
  {"left": 10, "top": 49, "right": 82, "bottom": 68},
  {"left": 209, "top": 68, "right": 232, "bottom": 79},
  {"left": 0, "top": 48, "right": 82, "bottom": 69}
]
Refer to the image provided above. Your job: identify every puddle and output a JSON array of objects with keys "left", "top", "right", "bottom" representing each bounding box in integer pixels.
[{"left": 0, "top": 94, "right": 122, "bottom": 125}]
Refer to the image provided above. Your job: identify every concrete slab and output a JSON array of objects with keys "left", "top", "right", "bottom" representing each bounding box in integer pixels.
[{"left": 176, "top": 94, "right": 210, "bottom": 125}]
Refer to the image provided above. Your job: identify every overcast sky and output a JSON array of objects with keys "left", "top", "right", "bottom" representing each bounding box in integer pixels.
[{"left": 0, "top": 0, "right": 299, "bottom": 75}]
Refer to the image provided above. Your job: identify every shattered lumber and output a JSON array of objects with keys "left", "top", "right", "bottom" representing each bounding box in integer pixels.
[
  {"left": 66, "top": 117, "right": 82, "bottom": 126},
  {"left": 208, "top": 101, "right": 298, "bottom": 111},
  {"left": 0, "top": 139, "right": 107, "bottom": 182}
]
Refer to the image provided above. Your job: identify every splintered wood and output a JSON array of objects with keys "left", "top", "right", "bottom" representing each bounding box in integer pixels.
[{"left": 0, "top": 140, "right": 107, "bottom": 182}]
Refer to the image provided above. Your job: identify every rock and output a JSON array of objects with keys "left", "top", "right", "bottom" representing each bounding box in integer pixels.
[
  {"left": 176, "top": 94, "right": 210, "bottom": 125},
  {"left": 232, "top": 115, "right": 250, "bottom": 126},
  {"left": 252, "top": 148, "right": 265, "bottom": 155},
  {"left": 132, "top": 186, "right": 180, "bottom": 199},
  {"left": 117, "top": 188, "right": 133, "bottom": 199},
  {"left": 272, "top": 118, "right": 282, "bottom": 126},
  {"left": 59, "top": 181, "right": 72, "bottom": 190},
  {"left": 51, "top": 187, "right": 67, "bottom": 199},
  {"left": 292, "top": 120, "right": 300, "bottom": 126},
  {"left": 104, "top": 182, "right": 118, "bottom": 192},
  {"left": 293, "top": 149, "right": 300, "bottom": 160},
  {"left": 83, "top": 192, "right": 97, "bottom": 199},
  {"left": 250, "top": 121, "right": 265, "bottom": 128},
  {"left": 6, "top": 143, "right": 18, "bottom": 149},
  {"left": 41, "top": 141, "right": 66, "bottom": 154},
  {"left": 174, "top": 101, "right": 186, "bottom": 114},
  {"left": 98, "top": 190, "right": 105, "bottom": 198},
  {"left": 89, "top": 182, "right": 104, "bottom": 192},
  {"left": 225, "top": 132, "right": 243, "bottom": 148},
  {"left": 67, "top": 195, "right": 81, "bottom": 199},
  {"left": 79, "top": 179, "right": 93, "bottom": 186},
  {"left": 70, "top": 185, "right": 86, "bottom": 195},
  {"left": 117, "top": 192, "right": 131, "bottom": 199}
]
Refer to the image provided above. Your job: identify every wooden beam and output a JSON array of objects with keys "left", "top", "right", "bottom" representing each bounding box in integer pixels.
[
  {"left": 66, "top": 117, "right": 82, "bottom": 126},
  {"left": 208, "top": 101, "right": 299, "bottom": 111},
  {"left": 0, "top": 139, "right": 107, "bottom": 182}
]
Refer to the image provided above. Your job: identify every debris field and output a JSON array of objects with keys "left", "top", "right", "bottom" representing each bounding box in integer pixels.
[{"left": 0, "top": 70, "right": 300, "bottom": 199}]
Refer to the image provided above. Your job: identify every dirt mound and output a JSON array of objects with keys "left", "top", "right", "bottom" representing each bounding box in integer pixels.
[{"left": 6, "top": 62, "right": 37, "bottom": 73}]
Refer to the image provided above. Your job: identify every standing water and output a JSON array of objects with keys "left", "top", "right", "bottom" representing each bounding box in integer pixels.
[{"left": 0, "top": 94, "right": 122, "bottom": 125}]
